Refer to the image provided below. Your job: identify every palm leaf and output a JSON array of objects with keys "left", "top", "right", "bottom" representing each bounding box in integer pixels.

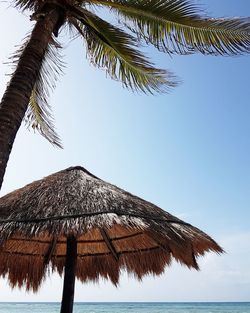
[
  {"left": 13, "top": 0, "right": 37, "bottom": 11},
  {"left": 89, "top": 0, "right": 250, "bottom": 55},
  {"left": 11, "top": 36, "right": 63, "bottom": 148},
  {"left": 70, "top": 7, "right": 177, "bottom": 93},
  {"left": 24, "top": 41, "right": 63, "bottom": 148},
  {"left": 26, "top": 89, "right": 61, "bottom": 148}
]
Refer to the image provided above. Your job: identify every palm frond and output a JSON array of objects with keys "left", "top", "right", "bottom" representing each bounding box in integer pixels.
[
  {"left": 25, "top": 41, "right": 63, "bottom": 148},
  {"left": 90, "top": 0, "right": 250, "bottom": 55},
  {"left": 11, "top": 35, "right": 63, "bottom": 148},
  {"left": 13, "top": 0, "right": 36, "bottom": 11},
  {"left": 69, "top": 8, "right": 177, "bottom": 93}
]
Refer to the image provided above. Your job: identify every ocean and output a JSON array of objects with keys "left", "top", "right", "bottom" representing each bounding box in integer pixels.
[{"left": 0, "top": 302, "right": 249, "bottom": 313}]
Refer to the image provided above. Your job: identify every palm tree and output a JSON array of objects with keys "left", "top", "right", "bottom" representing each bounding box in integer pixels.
[{"left": 0, "top": 0, "right": 250, "bottom": 190}]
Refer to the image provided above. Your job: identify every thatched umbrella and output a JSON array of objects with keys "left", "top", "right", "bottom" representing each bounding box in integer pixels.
[{"left": 0, "top": 166, "right": 222, "bottom": 312}]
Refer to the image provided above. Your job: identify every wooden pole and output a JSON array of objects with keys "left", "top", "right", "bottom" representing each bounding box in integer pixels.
[{"left": 60, "top": 236, "right": 77, "bottom": 313}]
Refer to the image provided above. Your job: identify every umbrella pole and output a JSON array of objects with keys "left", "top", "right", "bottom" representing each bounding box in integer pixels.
[{"left": 60, "top": 236, "right": 77, "bottom": 313}]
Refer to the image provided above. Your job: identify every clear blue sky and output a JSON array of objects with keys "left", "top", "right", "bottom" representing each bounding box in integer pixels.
[{"left": 0, "top": 0, "right": 249, "bottom": 302}]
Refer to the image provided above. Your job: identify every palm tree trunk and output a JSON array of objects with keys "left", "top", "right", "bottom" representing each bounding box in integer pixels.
[{"left": 0, "top": 10, "right": 60, "bottom": 191}]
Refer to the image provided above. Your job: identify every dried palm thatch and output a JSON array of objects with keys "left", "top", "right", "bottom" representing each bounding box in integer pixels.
[{"left": 0, "top": 166, "right": 222, "bottom": 294}]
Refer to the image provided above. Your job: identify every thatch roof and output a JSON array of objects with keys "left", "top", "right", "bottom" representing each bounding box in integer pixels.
[{"left": 0, "top": 166, "right": 222, "bottom": 291}]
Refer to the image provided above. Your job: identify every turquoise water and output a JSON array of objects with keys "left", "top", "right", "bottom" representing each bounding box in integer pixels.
[{"left": 0, "top": 303, "right": 249, "bottom": 313}]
